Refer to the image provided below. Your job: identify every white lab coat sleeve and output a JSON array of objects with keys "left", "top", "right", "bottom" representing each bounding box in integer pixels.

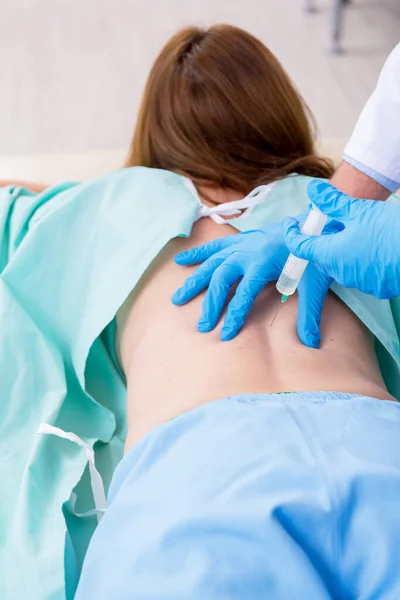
[{"left": 344, "top": 42, "right": 400, "bottom": 187}]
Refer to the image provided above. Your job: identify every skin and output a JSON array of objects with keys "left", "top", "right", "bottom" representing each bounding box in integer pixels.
[
  {"left": 3, "top": 173, "right": 391, "bottom": 450},
  {"left": 2, "top": 172, "right": 392, "bottom": 451},
  {"left": 0, "top": 180, "right": 48, "bottom": 193},
  {"left": 331, "top": 161, "right": 390, "bottom": 201},
  {"left": 117, "top": 182, "right": 394, "bottom": 451}
]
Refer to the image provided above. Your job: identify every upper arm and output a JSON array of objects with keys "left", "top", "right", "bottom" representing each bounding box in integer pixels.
[{"left": 343, "top": 43, "right": 400, "bottom": 187}]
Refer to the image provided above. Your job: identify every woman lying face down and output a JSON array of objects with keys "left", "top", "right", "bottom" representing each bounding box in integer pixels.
[
  {"left": 76, "top": 25, "right": 399, "bottom": 600},
  {"left": 117, "top": 24, "right": 392, "bottom": 446}
]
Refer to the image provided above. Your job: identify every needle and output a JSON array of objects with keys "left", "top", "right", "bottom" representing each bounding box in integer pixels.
[
  {"left": 270, "top": 294, "right": 288, "bottom": 327},
  {"left": 270, "top": 305, "right": 281, "bottom": 327}
]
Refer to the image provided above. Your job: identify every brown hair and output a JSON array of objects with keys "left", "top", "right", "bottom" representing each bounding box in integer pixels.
[{"left": 125, "top": 24, "right": 333, "bottom": 195}]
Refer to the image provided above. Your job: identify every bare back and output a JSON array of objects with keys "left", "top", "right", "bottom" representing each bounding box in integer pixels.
[{"left": 117, "top": 218, "right": 393, "bottom": 450}]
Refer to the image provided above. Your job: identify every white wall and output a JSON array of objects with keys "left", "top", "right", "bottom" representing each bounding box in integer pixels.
[{"left": 1, "top": 0, "right": 399, "bottom": 155}]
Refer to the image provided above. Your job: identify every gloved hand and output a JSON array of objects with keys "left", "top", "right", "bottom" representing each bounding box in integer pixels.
[
  {"left": 284, "top": 180, "right": 400, "bottom": 299},
  {"left": 172, "top": 214, "right": 339, "bottom": 348}
]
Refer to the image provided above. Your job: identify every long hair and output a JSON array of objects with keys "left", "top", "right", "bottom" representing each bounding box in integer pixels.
[{"left": 125, "top": 24, "right": 333, "bottom": 195}]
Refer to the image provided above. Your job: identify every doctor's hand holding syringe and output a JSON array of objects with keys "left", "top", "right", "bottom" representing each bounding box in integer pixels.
[
  {"left": 172, "top": 181, "right": 400, "bottom": 348},
  {"left": 172, "top": 41, "right": 400, "bottom": 348}
]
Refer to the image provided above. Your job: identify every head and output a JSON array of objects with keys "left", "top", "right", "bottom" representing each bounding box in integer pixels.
[{"left": 126, "top": 24, "right": 333, "bottom": 195}]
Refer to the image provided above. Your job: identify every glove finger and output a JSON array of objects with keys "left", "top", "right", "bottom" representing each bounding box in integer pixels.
[
  {"left": 322, "top": 218, "right": 345, "bottom": 235},
  {"left": 308, "top": 180, "right": 361, "bottom": 221},
  {"left": 292, "top": 211, "right": 343, "bottom": 237},
  {"left": 198, "top": 260, "right": 243, "bottom": 332},
  {"left": 283, "top": 216, "right": 335, "bottom": 263},
  {"left": 221, "top": 267, "right": 272, "bottom": 341},
  {"left": 174, "top": 234, "right": 240, "bottom": 266},
  {"left": 297, "top": 264, "right": 331, "bottom": 348},
  {"left": 172, "top": 247, "right": 233, "bottom": 305}
]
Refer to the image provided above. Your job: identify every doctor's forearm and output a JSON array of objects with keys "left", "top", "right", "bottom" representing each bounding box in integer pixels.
[{"left": 330, "top": 161, "right": 390, "bottom": 201}]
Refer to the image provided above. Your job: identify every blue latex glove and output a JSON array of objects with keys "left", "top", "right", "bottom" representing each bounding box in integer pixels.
[
  {"left": 172, "top": 215, "right": 339, "bottom": 348},
  {"left": 284, "top": 180, "right": 400, "bottom": 300}
]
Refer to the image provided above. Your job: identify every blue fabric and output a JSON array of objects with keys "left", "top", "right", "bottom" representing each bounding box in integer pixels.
[
  {"left": 76, "top": 392, "right": 400, "bottom": 600},
  {"left": 343, "top": 155, "right": 400, "bottom": 193},
  {"left": 0, "top": 171, "right": 199, "bottom": 599}
]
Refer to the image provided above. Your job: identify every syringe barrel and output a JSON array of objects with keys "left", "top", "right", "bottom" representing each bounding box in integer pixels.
[
  {"left": 276, "top": 205, "right": 328, "bottom": 297},
  {"left": 276, "top": 255, "right": 308, "bottom": 296}
]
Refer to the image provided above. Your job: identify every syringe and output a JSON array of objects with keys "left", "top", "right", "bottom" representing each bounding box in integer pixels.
[{"left": 270, "top": 205, "right": 327, "bottom": 326}]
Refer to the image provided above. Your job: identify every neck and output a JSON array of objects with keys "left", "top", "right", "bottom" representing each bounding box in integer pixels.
[{"left": 196, "top": 184, "right": 244, "bottom": 206}]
